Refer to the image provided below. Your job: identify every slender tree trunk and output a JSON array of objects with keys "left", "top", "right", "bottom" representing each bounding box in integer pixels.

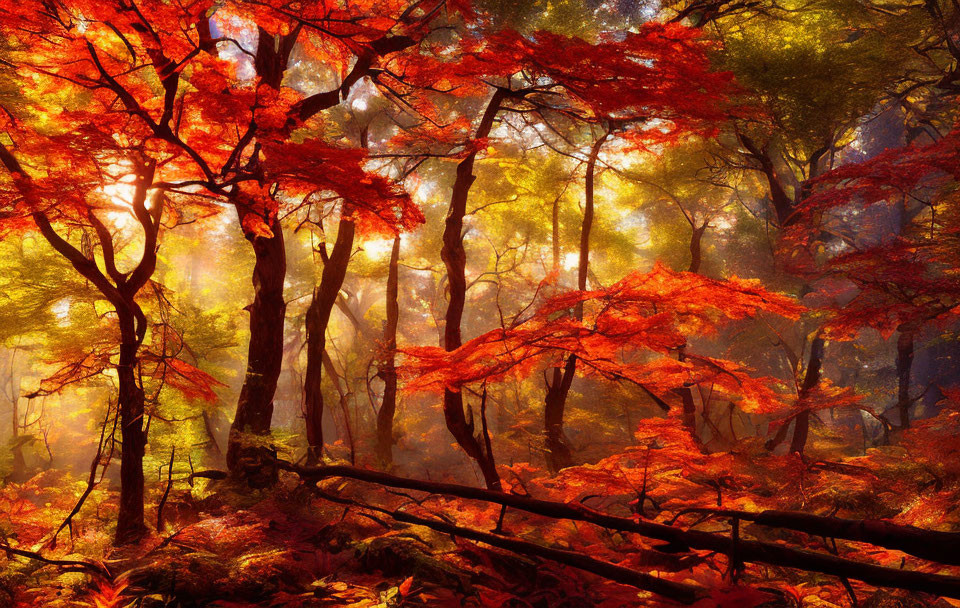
[
  {"left": 320, "top": 349, "right": 356, "bottom": 464},
  {"left": 304, "top": 216, "right": 356, "bottom": 463},
  {"left": 688, "top": 224, "right": 706, "bottom": 274},
  {"left": 896, "top": 327, "right": 915, "bottom": 429},
  {"left": 303, "top": 122, "right": 371, "bottom": 464},
  {"left": 202, "top": 410, "right": 222, "bottom": 456},
  {"left": 790, "top": 335, "right": 825, "bottom": 455},
  {"left": 10, "top": 385, "right": 26, "bottom": 481},
  {"left": 677, "top": 349, "right": 698, "bottom": 433},
  {"left": 543, "top": 129, "right": 609, "bottom": 472},
  {"left": 441, "top": 89, "right": 507, "bottom": 490},
  {"left": 116, "top": 344, "right": 147, "bottom": 544},
  {"left": 376, "top": 237, "right": 401, "bottom": 466},
  {"left": 227, "top": 215, "right": 286, "bottom": 481},
  {"left": 544, "top": 356, "right": 577, "bottom": 471},
  {"left": 0, "top": 145, "right": 157, "bottom": 541},
  {"left": 676, "top": 223, "right": 707, "bottom": 437}
]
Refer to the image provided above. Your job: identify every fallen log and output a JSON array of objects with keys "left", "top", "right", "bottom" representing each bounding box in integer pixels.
[
  {"left": 315, "top": 490, "right": 707, "bottom": 605},
  {"left": 670, "top": 507, "right": 960, "bottom": 566},
  {"left": 281, "top": 461, "right": 960, "bottom": 600},
  {"left": 0, "top": 541, "right": 109, "bottom": 577}
]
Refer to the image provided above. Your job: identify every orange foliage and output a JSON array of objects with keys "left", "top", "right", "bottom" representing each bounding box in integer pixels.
[
  {"left": 262, "top": 140, "right": 423, "bottom": 236},
  {"left": 402, "top": 262, "right": 802, "bottom": 413}
]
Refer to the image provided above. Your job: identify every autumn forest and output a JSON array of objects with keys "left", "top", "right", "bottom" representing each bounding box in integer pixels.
[{"left": 0, "top": 0, "right": 959, "bottom": 606}]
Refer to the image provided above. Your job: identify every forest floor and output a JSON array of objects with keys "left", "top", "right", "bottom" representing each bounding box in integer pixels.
[
  {"left": 3, "top": 471, "right": 658, "bottom": 607},
  {"left": 2, "top": 465, "right": 958, "bottom": 608}
]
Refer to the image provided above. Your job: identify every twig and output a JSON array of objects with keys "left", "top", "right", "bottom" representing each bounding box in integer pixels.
[{"left": 157, "top": 447, "right": 176, "bottom": 532}]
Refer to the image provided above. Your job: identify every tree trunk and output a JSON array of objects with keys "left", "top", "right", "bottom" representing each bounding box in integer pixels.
[
  {"left": 440, "top": 89, "right": 506, "bottom": 490},
  {"left": 896, "top": 327, "right": 915, "bottom": 429},
  {"left": 790, "top": 335, "right": 825, "bottom": 455},
  {"left": 223, "top": 24, "right": 301, "bottom": 481},
  {"left": 227, "top": 214, "right": 286, "bottom": 482},
  {"left": 738, "top": 133, "right": 795, "bottom": 226},
  {"left": 304, "top": 216, "right": 356, "bottom": 463},
  {"left": 543, "top": 129, "right": 609, "bottom": 472},
  {"left": 544, "top": 356, "right": 576, "bottom": 471},
  {"left": 675, "top": 224, "right": 707, "bottom": 438},
  {"left": 115, "top": 313, "right": 148, "bottom": 544},
  {"left": 10, "top": 394, "right": 26, "bottom": 482},
  {"left": 677, "top": 349, "right": 698, "bottom": 434},
  {"left": 688, "top": 224, "right": 706, "bottom": 274},
  {"left": 376, "top": 237, "right": 401, "bottom": 466}
]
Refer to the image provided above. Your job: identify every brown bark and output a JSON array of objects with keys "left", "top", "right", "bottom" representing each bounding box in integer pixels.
[
  {"left": 737, "top": 132, "right": 795, "bottom": 226},
  {"left": 896, "top": 327, "right": 915, "bottom": 429},
  {"left": 292, "top": 36, "right": 416, "bottom": 123},
  {"left": 544, "top": 129, "right": 609, "bottom": 472},
  {"left": 227, "top": 213, "right": 286, "bottom": 484},
  {"left": 112, "top": 164, "right": 160, "bottom": 544},
  {"left": 115, "top": 331, "right": 148, "bottom": 544},
  {"left": 283, "top": 461, "right": 960, "bottom": 600},
  {"left": 376, "top": 237, "right": 401, "bottom": 466},
  {"left": 254, "top": 26, "right": 300, "bottom": 90},
  {"left": 688, "top": 224, "right": 706, "bottom": 274},
  {"left": 224, "top": 26, "right": 414, "bottom": 476},
  {"left": 440, "top": 89, "right": 507, "bottom": 491},
  {"left": 789, "top": 334, "right": 825, "bottom": 455},
  {"left": 229, "top": 22, "right": 397, "bottom": 474},
  {"left": 674, "top": 225, "right": 707, "bottom": 439},
  {"left": 304, "top": 121, "right": 373, "bottom": 465},
  {"left": 304, "top": 216, "right": 356, "bottom": 463},
  {"left": 679, "top": 507, "right": 960, "bottom": 566},
  {"left": 544, "top": 356, "right": 577, "bottom": 472}
]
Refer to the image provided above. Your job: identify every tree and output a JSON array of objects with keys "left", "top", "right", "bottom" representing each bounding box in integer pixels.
[
  {"left": 388, "top": 20, "right": 732, "bottom": 482},
  {"left": 0, "top": 114, "right": 218, "bottom": 543},
  {"left": 273, "top": 139, "right": 421, "bottom": 463},
  {"left": 375, "top": 236, "right": 402, "bottom": 466},
  {"left": 786, "top": 128, "right": 960, "bottom": 429},
  {"left": 708, "top": 0, "right": 929, "bottom": 453}
]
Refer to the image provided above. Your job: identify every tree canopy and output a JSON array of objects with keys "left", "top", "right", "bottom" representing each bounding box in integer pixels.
[{"left": 0, "top": 0, "right": 959, "bottom": 606}]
